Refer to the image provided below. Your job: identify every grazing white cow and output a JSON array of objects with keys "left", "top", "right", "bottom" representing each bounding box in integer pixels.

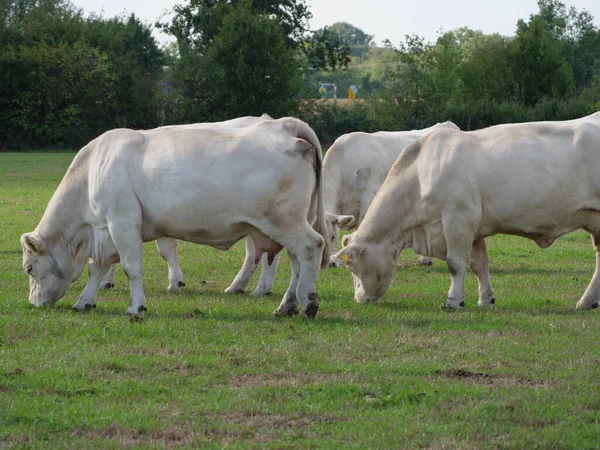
[
  {"left": 321, "top": 121, "right": 459, "bottom": 266},
  {"left": 333, "top": 112, "right": 600, "bottom": 310},
  {"left": 22, "top": 117, "right": 329, "bottom": 317},
  {"left": 72, "top": 114, "right": 278, "bottom": 294},
  {"left": 219, "top": 121, "right": 461, "bottom": 294}
]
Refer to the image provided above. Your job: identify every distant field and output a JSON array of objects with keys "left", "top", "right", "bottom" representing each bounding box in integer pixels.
[{"left": 1, "top": 152, "right": 599, "bottom": 449}]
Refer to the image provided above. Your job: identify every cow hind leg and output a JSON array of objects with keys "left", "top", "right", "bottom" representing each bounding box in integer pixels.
[
  {"left": 252, "top": 252, "right": 281, "bottom": 296},
  {"left": 441, "top": 213, "right": 477, "bottom": 310},
  {"left": 99, "top": 264, "right": 117, "bottom": 289},
  {"left": 225, "top": 237, "right": 260, "bottom": 294},
  {"left": 576, "top": 233, "right": 600, "bottom": 309},
  {"left": 470, "top": 238, "right": 495, "bottom": 308},
  {"left": 273, "top": 252, "right": 301, "bottom": 316},
  {"left": 417, "top": 256, "right": 434, "bottom": 266},
  {"left": 72, "top": 260, "right": 111, "bottom": 311},
  {"left": 274, "top": 225, "right": 324, "bottom": 318},
  {"left": 155, "top": 237, "right": 185, "bottom": 293}
]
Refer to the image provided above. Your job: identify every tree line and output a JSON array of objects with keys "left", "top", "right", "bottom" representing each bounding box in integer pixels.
[{"left": 1, "top": 0, "right": 599, "bottom": 149}]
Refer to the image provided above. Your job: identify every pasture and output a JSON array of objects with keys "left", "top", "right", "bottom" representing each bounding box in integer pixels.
[{"left": 1, "top": 152, "right": 599, "bottom": 449}]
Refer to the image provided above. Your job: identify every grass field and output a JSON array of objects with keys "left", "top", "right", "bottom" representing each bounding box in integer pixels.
[{"left": 1, "top": 152, "right": 599, "bottom": 449}]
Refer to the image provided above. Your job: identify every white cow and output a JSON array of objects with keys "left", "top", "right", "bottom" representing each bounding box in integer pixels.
[
  {"left": 22, "top": 117, "right": 329, "bottom": 317},
  {"left": 72, "top": 114, "right": 278, "bottom": 294},
  {"left": 333, "top": 112, "right": 600, "bottom": 310},
  {"left": 322, "top": 121, "right": 460, "bottom": 265}
]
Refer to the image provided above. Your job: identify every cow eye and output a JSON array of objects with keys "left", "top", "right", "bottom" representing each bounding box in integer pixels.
[{"left": 25, "top": 265, "right": 33, "bottom": 276}]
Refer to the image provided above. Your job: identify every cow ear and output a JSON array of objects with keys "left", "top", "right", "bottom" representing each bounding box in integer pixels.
[
  {"left": 326, "top": 214, "right": 357, "bottom": 230},
  {"left": 21, "top": 233, "right": 45, "bottom": 255},
  {"left": 336, "top": 215, "right": 356, "bottom": 230},
  {"left": 332, "top": 244, "right": 364, "bottom": 264}
]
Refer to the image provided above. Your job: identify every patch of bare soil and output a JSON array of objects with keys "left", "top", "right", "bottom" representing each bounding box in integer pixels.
[
  {"left": 71, "top": 425, "right": 196, "bottom": 448},
  {"left": 213, "top": 411, "right": 341, "bottom": 442},
  {"left": 441, "top": 369, "right": 552, "bottom": 388}
]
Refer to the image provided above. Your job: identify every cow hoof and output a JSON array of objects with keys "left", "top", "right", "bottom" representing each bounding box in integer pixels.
[
  {"left": 442, "top": 300, "right": 463, "bottom": 310},
  {"left": 100, "top": 282, "right": 114, "bottom": 290},
  {"left": 490, "top": 298, "right": 496, "bottom": 305},
  {"left": 251, "top": 289, "right": 272, "bottom": 296},
  {"left": 576, "top": 300, "right": 599, "bottom": 310},
  {"left": 126, "top": 306, "right": 146, "bottom": 316},
  {"left": 178, "top": 281, "right": 186, "bottom": 287},
  {"left": 167, "top": 284, "right": 181, "bottom": 293},
  {"left": 72, "top": 303, "right": 93, "bottom": 312},
  {"left": 272, "top": 305, "right": 299, "bottom": 316},
  {"left": 304, "top": 302, "right": 319, "bottom": 318},
  {"left": 224, "top": 286, "right": 245, "bottom": 294}
]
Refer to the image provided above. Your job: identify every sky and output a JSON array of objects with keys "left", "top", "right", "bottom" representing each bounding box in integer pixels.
[{"left": 73, "top": 0, "right": 600, "bottom": 47}]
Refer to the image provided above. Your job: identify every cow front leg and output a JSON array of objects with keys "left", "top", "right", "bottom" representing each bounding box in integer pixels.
[
  {"left": 155, "top": 237, "right": 185, "bottom": 293},
  {"left": 576, "top": 233, "right": 600, "bottom": 309},
  {"left": 273, "top": 251, "right": 300, "bottom": 316},
  {"left": 108, "top": 223, "right": 146, "bottom": 316},
  {"left": 470, "top": 238, "right": 495, "bottom": 308},
  {"left": 72, "top": 260, "right": 111, "bottom": 311},
  {"left": 442, "top": 214, "right": 476, "bottom": 310},
  {"left": 225, "top": 237, "right": 259, "bottom": 294},
  {"left": 252, "top": 252, "right": 281, "bottom": 296},
  {"left": 99, "top": 264, "right": 117, "bottom": 289}
]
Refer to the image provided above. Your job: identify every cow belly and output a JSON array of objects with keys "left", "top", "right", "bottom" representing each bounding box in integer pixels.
[{"left": 142, "top": 217, "right": 251, "bottom": 250}]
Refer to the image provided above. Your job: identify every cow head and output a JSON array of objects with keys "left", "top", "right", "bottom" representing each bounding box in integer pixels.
[
  {"left": 325, "top": 213, "right": 356, "bottom": 267},
  {"left": 332, "top": 233, "right": 399, "bottom": 303},
  {"left": 21, "top": 232, "right": 78, "bottom": 307}
]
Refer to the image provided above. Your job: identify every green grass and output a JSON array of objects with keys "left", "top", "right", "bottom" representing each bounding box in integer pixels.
[{"left": 1, "top": 152, "right": 599, "bottom": 449}]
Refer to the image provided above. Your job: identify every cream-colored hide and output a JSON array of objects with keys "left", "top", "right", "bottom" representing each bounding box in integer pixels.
[
  {"left": 22, "top": 117, "right": 329, "bottom": 318},
  {"left": 334, "top": 112, "right": 600, "bottom": 310},
  {"left": 322, "top": 121, "right": 459, "bottom": 265}
]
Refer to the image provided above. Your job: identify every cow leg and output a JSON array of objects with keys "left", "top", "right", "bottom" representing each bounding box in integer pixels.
[
  {"left": 225, "top": 237, "right": 259, "bottom": 294},
  {"left": 252, "top": 252, "right": 281, "bottom": 296},
  {"left": 417, "top": 256, "right": 434, "bottom": 266},
  {"left": 576, "top": 233, "right": 600, "bottom": 309},
  {"left": 442, "top": 214, "right": 476, "bottom": 309},
  {"left": 72, "top": 260, "right": 111, "bottom": 311},
  {"left": 107, "top": 223, "right": 146, "bottom": 316},
  {"left": 155, "top": 237, "right": 185, "bottom": 293},
  {"left": 273, "top": 251, "right": 300, "bottom": 316},
  {"left": 274, "top": 225, "right": 324, "bottom": 318},
  {"left": 99, "top": 264, "right": 117, "bottom": 289},
  {"left": 470, "top": 238, "right": 495, "bottom": 308}
]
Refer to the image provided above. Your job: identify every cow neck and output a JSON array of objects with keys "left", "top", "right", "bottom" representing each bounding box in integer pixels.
[
  {"left": 36, "top": 153, "right": 91, "bottom": 255},
  {"left": 354, "top": 174, "right": 414, "bottom": 250}
]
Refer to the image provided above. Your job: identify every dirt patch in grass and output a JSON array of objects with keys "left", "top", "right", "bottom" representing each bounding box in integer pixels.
[
  {"left": 441, "top": 369, "right": 552, "bottom": 388},
  {"left": 71, "top": 425, "right": 196, "bottom": 448},
  {"left": 229, "top": 371, "right": 358, "bottom": 388},
  {"left": 213, "top": 411, "right": 342, "bottom": 442}
]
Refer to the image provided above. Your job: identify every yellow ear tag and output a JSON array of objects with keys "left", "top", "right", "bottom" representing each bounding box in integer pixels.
[{"left": 341, "top": 254, "right": 349, "bottom": 262}]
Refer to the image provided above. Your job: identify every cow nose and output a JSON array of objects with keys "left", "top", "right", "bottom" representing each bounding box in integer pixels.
[{"left": 329, "top": 259, "right": 339, "bottom": 268}]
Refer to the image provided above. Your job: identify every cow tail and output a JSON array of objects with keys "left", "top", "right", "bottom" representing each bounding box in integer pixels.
[{"left": 284, "top": 118, "right": 330, "bottom": 269}]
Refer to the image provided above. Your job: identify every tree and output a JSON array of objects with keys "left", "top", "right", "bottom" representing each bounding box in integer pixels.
[
  {"left": 512, "top": 15, "right": 575, "bottom": 105},
  {"left": 206, "top": 3, "right": 301, "bottom": 118},
  {"left": 160, "top": 0, "right": 350, "bottom": 71},
  {"left": 327, "top": 22, "right": 374, "bottom": 57},
  {"left": 84, "top": 13, "right": 165, "bottom": 128}
]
